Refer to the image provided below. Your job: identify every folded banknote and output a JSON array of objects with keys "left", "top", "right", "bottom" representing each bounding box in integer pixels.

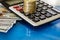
[{"left": 0, "top": 3, "right": 21, "bottom": 33}]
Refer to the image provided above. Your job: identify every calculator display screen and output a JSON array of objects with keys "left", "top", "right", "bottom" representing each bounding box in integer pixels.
[{"left": 5, "top": 0, "right": 23, "bottom": 5}]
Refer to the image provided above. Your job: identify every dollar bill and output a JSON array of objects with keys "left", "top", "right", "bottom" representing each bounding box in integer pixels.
[
  {"left": 0, "top": 3, "right": 21, "bottom": 33},
  {"left": 0, "top": 23, "right": 14, "bottom": 33},
  {"left": 5, "top": 0, "right": 23, "bottom": 5}
]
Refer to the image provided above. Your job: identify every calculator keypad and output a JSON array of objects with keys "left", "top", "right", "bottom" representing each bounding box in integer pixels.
[{"left": 13, "top": 0, "right": 60, "bottom": 23}]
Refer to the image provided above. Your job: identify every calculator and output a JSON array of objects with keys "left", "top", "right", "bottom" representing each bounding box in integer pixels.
[{"left": 9, "top": 0, "right": 60, "bottom": 26}]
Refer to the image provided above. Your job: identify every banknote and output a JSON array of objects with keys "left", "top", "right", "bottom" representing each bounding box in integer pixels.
[
  {"left": 0, "top": 3, "right": 21, "bottom": 19},
  {"left": 0, "top": 3, "right": 21, "bottom": 33},
  {"left": 0, "top": 23, "right": 14, "bottom": 33},
  {"left": 5, "top": 0, "right": 23, "bottom": 5}
]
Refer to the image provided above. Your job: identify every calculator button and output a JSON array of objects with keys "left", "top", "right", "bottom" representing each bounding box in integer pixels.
[
  {"left": 28, "top": 14, "right": 35, "bottom": 19},
  {"left": 48, "top": 5, "right": 53, "bottom": 8},
  {"left": 43, "top": 3, "right": 48, "bottom": 6},
  {"left": 36, "top": 8, "right": 42, "bottom": 12},
  {"left": 33, "top": 17, "right": 40, "bottom": 22},
  {"left": 13, "top": 5, "right": 19, "bottom": 8},
  {"left": 38, "top": 4, "right": 43, "bottom": 8},
  {"left": 41, "top": 10, "right": 46, "bottom": 14},
  {"left": 47, "top": 9, "right": 57, "bottom": 15},
  {"left": 39, "top": 1, "right": 44, "bottom": 4},
  {"left": 45, "top": 12, "right": 52, "bottom": 18},
  {"left": 40, "top": 15, "right": 46, "bottom": 20},
  {"left": 52, "top": 8, "right": 60, "bottom": 13},
  {"left": 35, "top": 12, "right": 40, "bottom": 17},
  {"left": 42, "top": 6, "right": 48, "bottom": 10},
  {"left": 16, "top": 7, "right": 23, "bottom": 11}
]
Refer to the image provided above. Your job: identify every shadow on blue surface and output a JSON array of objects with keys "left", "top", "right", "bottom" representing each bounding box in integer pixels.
[{"left": 18, "top": 18, "right": 60, "bottom": 31}]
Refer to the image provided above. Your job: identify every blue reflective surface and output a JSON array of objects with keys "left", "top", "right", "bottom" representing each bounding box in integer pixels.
[
  {"left": 0, "top": 19, "right": 60, "bottom": 40},
  {"left": 0, "top": 7, "right": 60, "bottom": 40}
]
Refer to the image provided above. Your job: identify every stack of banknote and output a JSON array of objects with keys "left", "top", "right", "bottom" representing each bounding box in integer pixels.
[{"left": 0, "top": 3, "right": 21, "bottom": 33}]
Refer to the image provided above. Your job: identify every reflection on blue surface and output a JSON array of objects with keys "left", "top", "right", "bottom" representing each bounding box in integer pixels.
[
  {"left": 0, "top": 19, "right": 60, "bottom": 40},
  {"left": 0, "top": 6, "right": 60, "bottom": 40}
]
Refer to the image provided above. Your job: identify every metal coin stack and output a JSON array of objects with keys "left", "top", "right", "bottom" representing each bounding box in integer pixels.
[{"left": 23, "top": 0, "right": 36, "bottom": 15}]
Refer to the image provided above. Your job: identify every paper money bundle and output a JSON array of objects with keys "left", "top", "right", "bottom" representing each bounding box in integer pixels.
[{"left": 0, "top": 3, "right": 21, "bottom": 33}]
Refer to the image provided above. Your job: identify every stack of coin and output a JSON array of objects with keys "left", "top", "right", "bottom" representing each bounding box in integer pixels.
[{"left": 23, "top": 0, "right": 36, "bottom": 15}]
